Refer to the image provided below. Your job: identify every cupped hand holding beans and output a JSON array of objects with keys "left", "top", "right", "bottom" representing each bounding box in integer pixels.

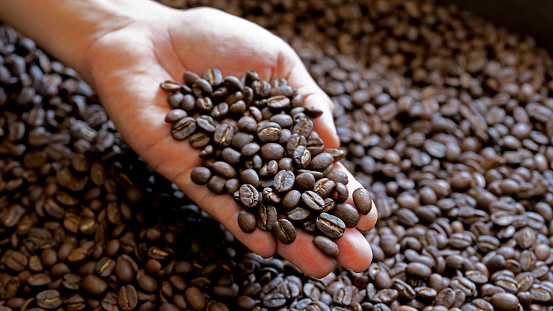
[{"left": 0, "top": 0, "right": 377, "bottom": 277}]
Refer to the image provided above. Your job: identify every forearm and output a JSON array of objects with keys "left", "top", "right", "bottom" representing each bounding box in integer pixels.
[{"left": 0, "top": 0, "right": 164, "bottom": 82}]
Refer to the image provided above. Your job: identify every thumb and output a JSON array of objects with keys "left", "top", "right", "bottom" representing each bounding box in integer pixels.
[{"left": 284, "top": 52, "right": 340, "bottom": 149}]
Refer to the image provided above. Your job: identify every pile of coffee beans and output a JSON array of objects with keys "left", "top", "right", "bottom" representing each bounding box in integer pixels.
[
  {"left": 160, "top": 69, "right": 372, "bottom": 254},
  {"left": 3, "top": 0, "right": 553, "bottom": 310}
]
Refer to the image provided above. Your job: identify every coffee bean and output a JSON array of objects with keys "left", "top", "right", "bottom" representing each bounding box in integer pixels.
[
  {"left": 490, "top": 292, "right": 519, "bottom": 311},
  {"left": 82, "top": 274, "right": 107, "bottom": 296},
  {"left": 334, "top": 203, "right": 360, "bottom": 228},
  {"left": 257, "top": 122, "right": 281, "bottom": 142},
  {"left": 36, "top": 289, "right": 62, "bottom": 309},
  {"left": 190, "top": 167, "right": 211, "bottom": 185},
  {"left": 118, "top": 285, "right": 138, "bottom": 311},
  {"left": 311, "top": 152, "right": 334, "bottom": 171},
  {"left": 189, "top": 132, "right": 211, "bottom": 148},
  {"left": 257, "top": 204, "right": 277, "bottom": 231},
  {"left": 301, "top": 190, "right": 325, "bottom": 212},
  {"left": 293, "top": 146, "right": 311, "bottom": 169},
  {"left": 238, "top": 210, "right": 257, "bottom": 233},
  {"left": 196, "top": 115, "right": 219, "bottom": 133},
  {"left": 207, "top": 175, "right": 227, "bottom": 194},
  {"left": 203, "top": 68, "right": 223, "bottom": 86},
  {"left": 352, "top": 188, "right": 372, "bottom": 215},
  {"left": 287, "top": 206, "right": 311, "bottom": 222},
  {"left": 295, "top": 173, "right": 315, "bottom": 190},
  {"left": 274, "top": 170, "right": 295, "bottom": 192},
  {"left": 334, "top": 182, "right": 348, "bottom": 203},
  {"left": 313, "top": 178, "right": 336, "bottom": 198},
  {"left": 273, "top": 219, "right": 296, "bottom": 244},
  {"left": 267, "top": 95, "right": 290, "bottom": 110},
  {"left": 213, "top": 123, "right": 234, "bottom": 147},
  {"left": 282, "top": 190, "right": 301, "bottom": 210},
  {"left": 171, "top": 117, "right": 196, "bottom": 140},
  {"left": 238, "top": 184, "right": 259, "bottom": 209},
  {"left": 286, "top": 134, "right": 306, "bottom": 156},
  {"left": 313, "top": 236, "right": 339, "bottom": 257},
  {"left": 260, "top": 143, "right": 284, "bottom": 161},
  {"left": 212, "top": 161, "right": 237, "bottom": 179},
  {"left": 292, "top": 118, "right": 314, "bottom": 137},
  {"left": 316, "top": 213, "right": 346, "bottom": 239}
]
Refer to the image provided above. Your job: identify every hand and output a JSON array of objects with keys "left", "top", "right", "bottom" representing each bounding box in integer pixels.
[{"left": 82, "top": 5, "right": 378, "bottom": 278}]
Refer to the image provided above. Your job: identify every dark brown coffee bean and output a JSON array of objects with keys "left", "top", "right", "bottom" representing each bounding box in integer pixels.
[
  {"left": 118, "top": 285, "right": 138, "bottom": 311},
  {"left": 160, "top": 80, "right": 184, "bottom": 92},
  {"left": 181, "top": 94, "right": 196, "bottom": 111},
  {"left": 258, "top": 204, "right": 278, "bottom": 231},
  {"left": 167, "top": 92, "right": 184, "bottom": 109},
  {"left": 306, "top": 137, "right": 324, "bottom": 156},
  {"left": 196, "top": 115, "right": 219, "bottom": 132},
  {"left": 36, "top": 289, "right": 62, "bottom": 309},
  {"left": 316, "top": 213, "right": 346, "bottom": 239},
  {"left": 238, "top": 184, "right": 259, "bottom": 209},
  {"left": 282, "top": 190, "right": 301, "bottom": 210},
  {"left": 287, "top": 206, "right": 311, "bottom": 222},
  {"left": 257, "top": 122, "right": 281, "bottom": 142},
  {"left": 165, "top": 109, "right": 187, "bottom": 123},
  {"left": 212, "top": 161, "right": 237, "bottom": 179},
  {"left": 203, "top": 68, "right": 223, "bottom": 86},
  {"left": 185, "top": 286, "right": 206, "bottom": 311},
  {"left": 286, "top": 134, "right": 306, "bottom": 156},
  {"left": 267, "top": 95, "right": 290, "bottom": 110},
  {"left": 182, "top": 71, "right": 200, "bottom": 84},
  {"left": 334, "top": 203, "right": 360, "bottom": 228},
  {"left": 295, "top": 173, "right": 315, "bottom": 190},
  {"left": 241, "top": 142, "right": 260, "bottom": 157},
  {"left": 240, "top": 169, "right": 260, "bottom": 188},
  {"left": 313, "top": 236, "right": 339, "bottom": 257},
  {"left": 171, "top": 117, "right": 196, "bottom": 140},
  {"left": 292, "top": 117, "right": 314, "bottom": 137},
  {"left": 190, "top": 167, "right": 211, "bottom": 185},
  {"left": 82, "top": 274, "right": 108, "bottom": 296},
  {"left": 273, "top": 219, "right": 296, "bottom": 244},
  {"left": 261, "top": 143, "right": 285, "bottom": 161},
  {"left": 490, "top": 292, "right": 519, "bottom": 311},
  {"left": 238, "top": 210, "right": 257, "bottom": 233},
  {"left": 207, "top": 175, "right": 227, "bottom": 194},
  {"left": 188, "top": 132, "right": 211, "bottom": 148},
  {"left": 353, "top": 188, "right": 372, "bottom": 215},
  {"left": 274, "top": 170, "right": 295, "bottom": 192},
  {"left": 213, "top": 123, "right": 234, "bottom": 147},
  {"left": 220, "top": 147, "right": 241, "bottom": 165},
  {"left": 302, "top": 190, "right": 325, "bottom": 212},
  {"left": 192, "top": 78, "right": 213, "bottom": 97},
  {"left": 313, "top": 178, "right": 336, "bottom": 198},
  {"left": 334, "top": 182, "right": 349, "bottom": 203},
  {"left": 326, "top": 148, "right": 347, "bottom": 162},
  {"left": 293, "top": 145, "right": 311, "bottom": 169},
  {"left": 238, "top": 116, "right": 258, "bottom": 133},
  {"left": 115, "top": 257, "right": 135, "bottom": 284},
  {"left": 311, "top": 152, "right": 334, "bottom": 171}
]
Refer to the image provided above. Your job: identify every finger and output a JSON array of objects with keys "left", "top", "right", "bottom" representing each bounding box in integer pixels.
[
  {"left": 276, "top": 229, "right": 335, "bottom": 279},
  {"left": 334, "top": 228, "right": 373, "bottom": 272},
  {"left": 332, "top": 162, "right": 378, "bottom": 232}
]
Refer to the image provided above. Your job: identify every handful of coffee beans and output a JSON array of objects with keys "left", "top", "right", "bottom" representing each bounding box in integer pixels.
[{"left": 160, "top": 69, "right": 372, "bottom": 257}]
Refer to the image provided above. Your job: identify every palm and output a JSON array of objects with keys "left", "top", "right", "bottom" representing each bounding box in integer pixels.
[{"left": 85, "top": 7, "right": 376, "bottom": 278}]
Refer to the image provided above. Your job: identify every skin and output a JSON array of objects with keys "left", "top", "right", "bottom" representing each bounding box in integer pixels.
[{"left": 0, "top": 0, "right": 377, "bottom": 278}]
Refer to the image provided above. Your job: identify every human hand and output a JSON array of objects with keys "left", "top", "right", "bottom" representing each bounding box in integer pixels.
[{"left": 82, "top": 5, "right": 378, "bottom": 278}]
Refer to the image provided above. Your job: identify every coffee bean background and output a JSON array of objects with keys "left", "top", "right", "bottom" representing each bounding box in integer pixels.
[{"left": 2, "top": 0, "right": 553, "bottom": 310}]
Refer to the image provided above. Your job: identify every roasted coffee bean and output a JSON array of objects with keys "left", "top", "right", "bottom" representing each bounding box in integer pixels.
[
  {"left": 165, "top": 109, "right": 187, "bottom": 122},
  {"left": 203, "top": 68, "right": 223, "bottom": 86},
  {"left": 273, "top": 219, "right": 296, "bottom": 244},
  {"left": 292, "top": 117, "right": 314, "bottom": 137},
  {"left": 302, "top": 190, "right": 325, "bottom": 212},
  {"left": 207, "top": 175, "right": 227, "bottom": 194},
  {"left": 311, "top": 152, "right": 334, "bottom": 171},
  {"left": 293, "top": 145, "right": 311, "bottom": 168},
  {"left": 257, "top": 204, "right": 277, "bottom": 231},
  {"left": 171, "top": 117, "right": 196, "bottom": 140},
  {"left": 287, "top": 206, "right": 311, "bottom": 222},
  {"left": 353, "top": 188, "right": 372, "bottom": 215},
  {"left": 118, "top": 285, "right": 138, "bottom": 311},
  {"left": 238, "top": 116, "right": 258, "bottom": 132},
  {"left": 213, "top": 123, "right": 234, "bottom": 147},
  {"left": 267, "top": 95, "right": 290, "bottom": 110},
  {"left": 295, "top": 173, "right": 315, "bottom": 190},
  {"left": 316, "top": 213, "right": 346, "bottom": 239},
  {"left": 82, "top": 274, "right": 108, "bottom": 296},
  {"left": 238, "top": 210, "right": 257, "bottom": 233},
  {"left": 306, "top": 137, "right": 324, "bottom": 156},
  {"left": 490, "top": 292, "right": 519, "bottom": 311},
  {"left": 274, "top": 170, "right": 295, "bottom": 192},
  {"left": 189, "top": 132, "right": 211, "bottom": 148},
  {"left": 190, "top": 167, "right": 211, "bottom": 185},
  {"left": 334, "top": 182, "right": 348, "bottom": 203},
  {"left": 36, "top": 289, "right": 62, "bottom": 309},
  {"left": 238, "top": 184, "right": 259, "bottom": 209},
  {"left": 313, "top": 236, "right": 339, "bottom": 257},
  {"left": 260, "top": 143, "right": 285, "bottom": 161},
  {"left": 212, "top": 161, "right": 237, "bottom": 178},
  {"left": 282, "top": 190, "right": 301, "bottom": 210},
  {"left": 257, "top": 122, "right": 281, "bottom": 142},
  {"left": 334, "top": 203, "right": 360, "bottom": 228},
  {"left": 313, "top": 178, "right": 336, "bottom": 198},
  {"left": 286, "top": 134, "right": 306, "bottom": 156}
]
